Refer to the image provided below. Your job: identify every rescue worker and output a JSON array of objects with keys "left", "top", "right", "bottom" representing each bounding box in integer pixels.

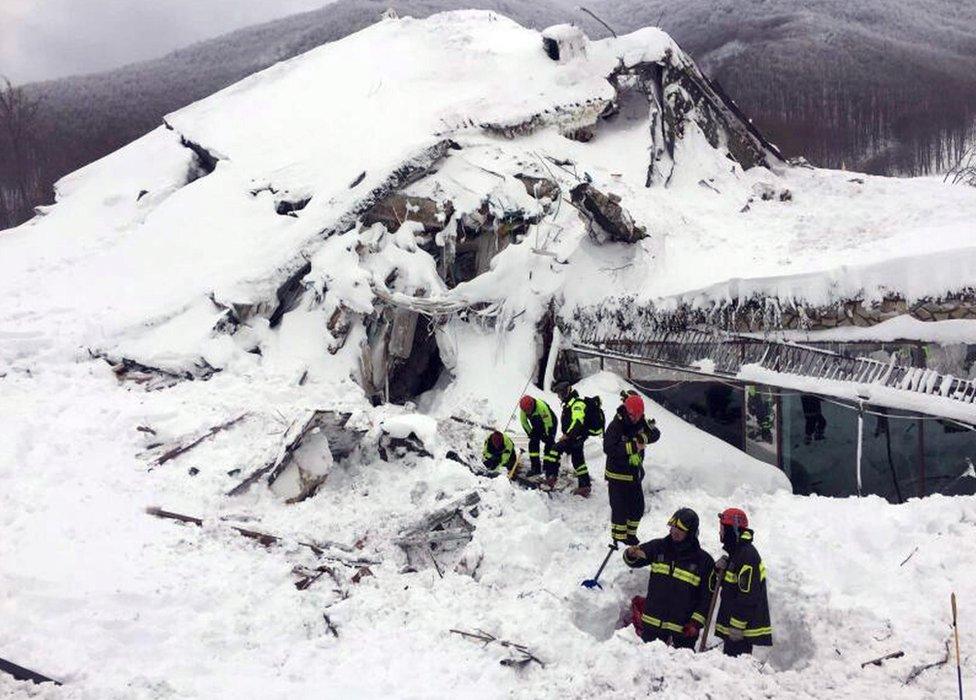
[
  {"left": 623, "top": 508, "right": 716, "bottom": 649},
  {"left": 714, "top": 508, "right": 772, "bottom": 657},
  {"left": 602, "top": 391, "right": 659, "bottom": 545},
  {"left": 518, "top": 395, "right": 559, "bottom": 481},
  {"left": 482, "top": 430, "right": 516, "bottom": 477},
  {"left": 554, "top": 384, "right": 594, "bottom": 497}
]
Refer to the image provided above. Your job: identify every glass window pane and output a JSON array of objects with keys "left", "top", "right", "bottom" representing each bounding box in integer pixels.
[
  {"left": 744, "top": 385, "right": 777, "bottom": 466},
  {"left": 859, "top": 408, "right": 919, "bottom": 503},
  {"left": 923, "top": 419, "right": 976, "bottom": 496},
  {"left": 634, "top": 378, "right": 743, "bottom": 450},
  {"left": 780, "top": 393, "right": 859, "bottom": 496}
]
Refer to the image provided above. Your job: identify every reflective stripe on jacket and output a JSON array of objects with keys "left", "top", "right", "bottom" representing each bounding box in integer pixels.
[
  {"left": 482, "top": 434, "right": 516, "bottom": 472},
  {"left": 714, "top": 528, "right": 772, "bottom": 646},
  {"left": 602, "top": 405, "right": 659, "bottom": 482},
  {"left": 520, "top": 398, "right": 556, "bottom": 439},
  {"left": 624, "top": 535, "right": 715, "bottom": 633}
]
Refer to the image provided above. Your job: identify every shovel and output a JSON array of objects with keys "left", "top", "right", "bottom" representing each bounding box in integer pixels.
[{"left": 581, "top": 543, "right": 618, "bottom": 589}]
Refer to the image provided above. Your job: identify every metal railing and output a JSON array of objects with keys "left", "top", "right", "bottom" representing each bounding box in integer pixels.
[{"left": 569, "top": 326, "right": 976, "bottom": 407}]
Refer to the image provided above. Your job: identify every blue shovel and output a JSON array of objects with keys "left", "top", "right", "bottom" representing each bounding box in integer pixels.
[{"left": 581, "top": 543, "right": 618, "bottom": 589}]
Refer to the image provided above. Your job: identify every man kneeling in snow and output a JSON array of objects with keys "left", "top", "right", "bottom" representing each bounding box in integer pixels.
[
  {"left": 623, "top": 508, "right": 715, "bottom": 649},
  {"left": 482, "top": 431, "right": 517, "bottom": 478}
]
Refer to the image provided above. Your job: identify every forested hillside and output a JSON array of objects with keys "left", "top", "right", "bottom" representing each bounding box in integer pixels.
[
  {"left": 2, "top": 0, "right": 975, "bottom": 229},
  {"left": 589, "top": 0, "right": 976, "bottom": 174}
]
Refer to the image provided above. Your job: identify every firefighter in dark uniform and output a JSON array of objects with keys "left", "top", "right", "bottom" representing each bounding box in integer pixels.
[
  {"left": 554, "top": 385, "right": 595, "bottom": 497},
  {"left": 714, "top": 508, "right": 773, "bottom": 657},
  {"left": 482, "top": 431, "right": 516, "bottom": 477},
  {"left": 623, "top": 508, "right": 715, "bottom": 649},
  {"left": 602, "top": 391, "right": 659, "bottom": 545},
  {"left": 518, "top": 395, "right": 559, "bottom": 481}
]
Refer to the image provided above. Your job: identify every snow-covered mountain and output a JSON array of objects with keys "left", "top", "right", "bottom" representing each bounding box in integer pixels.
[{"left": 2, "top": 11, "right": 975, "bottom": 698}]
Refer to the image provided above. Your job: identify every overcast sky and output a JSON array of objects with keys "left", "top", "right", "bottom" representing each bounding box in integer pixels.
[{"left": 0, "top": 0, "right": 332, "bottom": 85}]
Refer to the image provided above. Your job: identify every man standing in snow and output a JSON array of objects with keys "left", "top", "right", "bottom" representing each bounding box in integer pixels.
[
  {"left": 602, "top": 391, "right": 659, "bottom": 545},
  {"left": 714, "top": 508, "right": 772, "bottom": 657},
  {"left": 554, "top": 384, "right": 596, "bottom": 497},
  {"left": 482, "top": 431, "right": 517, "bottom": 477},
  {"left": 623, "top": 508, "right": 715, "bottom": 649},
  {"left": 518, "top": 395, "right": 559, "bottom": 481}
]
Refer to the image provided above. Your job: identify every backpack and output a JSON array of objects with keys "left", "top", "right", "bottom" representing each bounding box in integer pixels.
[{"left": 583, "top": 395, "right": 605, "bottom": 436}]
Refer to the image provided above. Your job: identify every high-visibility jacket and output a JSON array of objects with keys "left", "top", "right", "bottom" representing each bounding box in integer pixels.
[
  {"left": 482, "top": 433, "right": 516, "bottom": 473},
  {"left": 624, "top": 535, "right": 716, "bottom": 635},
  {"left": 560, "top": 392, "right": 589, "bottom": 443},
  {"left": 520, "top": 398, "right": 556, "bottom": 440},
  {"left": 602, "top": 405, "right": 659, "bottom": 483},
  {"left": 715, "top": 528, "right": 772, "bottom": 646}
]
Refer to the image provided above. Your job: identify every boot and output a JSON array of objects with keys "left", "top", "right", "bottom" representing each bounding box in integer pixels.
[
  {"left": 572, "top": 485, "right": 591, "bottom": 498},
  {"left": 625, "top": 534, "right": 640, "bottom": 546}
]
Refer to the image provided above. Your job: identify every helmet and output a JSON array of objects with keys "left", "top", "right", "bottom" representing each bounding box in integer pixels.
[
  {"left": 668, "top": 507, "right": 699, "bottom": 537},
  {"left": 623, "top": 393, "right": 645, "bottom": 422},
  {"left": 519, "top": 395, "right": 535, "bottom": 413},
  {"left": 718, "top": 508, "right": 749, "bottom": 529},
  {"left": 490, "top": 431, "right": 505, "bottom": 449}
]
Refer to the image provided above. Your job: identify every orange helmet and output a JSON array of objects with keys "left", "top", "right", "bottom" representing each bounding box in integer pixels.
[{"left": 718, "top": 508, "right": 749, "bottom": 529}]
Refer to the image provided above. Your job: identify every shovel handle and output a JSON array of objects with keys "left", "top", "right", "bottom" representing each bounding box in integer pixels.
[{"left": 697, "top": 564, "right": 725, "bottom": 653}]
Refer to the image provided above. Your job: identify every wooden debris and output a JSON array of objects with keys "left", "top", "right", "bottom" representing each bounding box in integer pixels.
[
  {"left": 905, "top": 642, "right": 950, "bottom": 684},
  {"left": 861, "top": 650, "right": 904, "bottom": 668},
  {"left": 149, "top": 413, "right": 248, "bottom": 467},
  {"left": 351, "top": 566, "right": 373, "bottom": 584},
  {"left": 293, "top": 564, "right": 344, "bottom": 593},
  {"left": 227, "top": 410, "right": 366, "bottom": 501},
  {"left": 0, "top": 657, "right": 61, "bottom": 686},
  {"left": 323, "top": 613, "right": 340, "bottom": 638},
  {"left": 449, "top": 628, "right": 545, "bottom": 668},
  {"left": 900, "top": 546, "right": 919, "bottom": 567},
  {"left": 95, "top": 352, "right": 220, "bottom": 391},
  {"left": 145, "top": 506, "right": 378, "bottom": 567},
  {"left": 395, "top": 492, "right": 480, "bottom": 573}
]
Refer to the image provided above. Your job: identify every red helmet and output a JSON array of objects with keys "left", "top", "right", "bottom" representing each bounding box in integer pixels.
[
  {"left": 623, "top": 393, "right": 645, "bottom": 422},
  {"left": 490, "top": 431, "right": 505, "bottom": 449},
  {"left": 718, "top": 508, "right": 749, "bottom": 529},
  {"left": 519, "top": 395, "right": 535, "bottom": 413}
]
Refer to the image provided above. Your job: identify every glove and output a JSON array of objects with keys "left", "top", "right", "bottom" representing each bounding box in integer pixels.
[
  {"left": 726, "top": 627, "right": 744, "bottom": 642},
  {"left": 715, "top": 555, "right": 729, "bottom": 570},
  {"left": 682, "top": 622, "right": 700, "bottom": 638},
  {"left": 624, "top": 545, "right": 645, "bottom": 560}
]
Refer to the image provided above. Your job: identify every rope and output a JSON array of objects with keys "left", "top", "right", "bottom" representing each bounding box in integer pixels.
[{"left": 503, "top": 371, "right": 536, "bottom": 433}]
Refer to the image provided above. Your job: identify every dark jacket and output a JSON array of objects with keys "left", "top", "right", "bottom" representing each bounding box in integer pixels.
[
  {"left": 624, "top": 535, "right": 715, "bottom": 635},
  {"left": 520, "top": 398, "right": 557, "bottom": 440},
  {"left": 715, "top": 528, "right": 772, "bottom": 646},
  {"left": 602, "top": 405, "right": 659, "bottom": 483},
  {"left": 482, "top": 433, "right": 516, "bottom": 474}
]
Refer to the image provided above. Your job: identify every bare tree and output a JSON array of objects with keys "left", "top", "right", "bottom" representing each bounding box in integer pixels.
[
  {"left": 0, "top": 76, "right": 43, "bottom": 229},
  {"left": 945, "top": 143, "right": 976, "bottom": 187}
]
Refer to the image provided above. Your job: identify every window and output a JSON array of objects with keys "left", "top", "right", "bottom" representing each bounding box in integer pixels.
[
  {"left": 922, "top": 419, "right": 976, "bottom": 496},
  {"left": 859, "top": 408, "right": 919, "bottom": 503},
  {"left": 780, "top": 393, "right": 858, "bottom": 496}
]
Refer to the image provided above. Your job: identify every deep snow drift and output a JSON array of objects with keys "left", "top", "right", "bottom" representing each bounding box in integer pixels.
[{"left": 2, "top": 10, "right": 975, "bottom": 699}]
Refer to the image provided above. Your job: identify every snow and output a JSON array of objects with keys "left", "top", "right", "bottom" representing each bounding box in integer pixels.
[
  {"left": 1, "top": 9, "right": 975, "bottom": 699},
  {"left": 755, "top": 314, "right": 976, "bottom": 344}
]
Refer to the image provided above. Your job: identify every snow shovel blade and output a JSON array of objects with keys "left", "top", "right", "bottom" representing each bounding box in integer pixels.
[{"left": 580, "top": 578, "right": 603, "bottom": 589}]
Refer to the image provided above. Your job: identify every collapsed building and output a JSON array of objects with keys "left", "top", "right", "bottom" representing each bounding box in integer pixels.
[{"left": 13, "top": 11, "right": 973, "bottom": 504}]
